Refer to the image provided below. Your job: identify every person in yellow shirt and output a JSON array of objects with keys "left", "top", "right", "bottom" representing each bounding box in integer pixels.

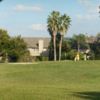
[{"left": 74, "top": 52, "right": 80, "bottom": 61}]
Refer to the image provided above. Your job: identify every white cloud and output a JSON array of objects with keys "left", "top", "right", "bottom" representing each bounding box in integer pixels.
[
  {"left": 78, "top": 0, "right": 91, "bottom": 7},
  {"left": 89, "top": 6, "right": 99, "bottom": 13},
  {"left": 77, "top": 0, "right": 99, "bottom": 14},
  {"left": 76, "top": 14, "right": 98, "bottom": 20},
  {"left": 30, "top": 24, "right": 47, "bottom": 31},
  {"left": 14, "top": 4, "right": 43, "bottom": 12},
  {"left": 78, "top": 0, "right": 93, "bottom": 7},
  {"left": 77, "top": 0, "right": 99, "bottom": 20}
]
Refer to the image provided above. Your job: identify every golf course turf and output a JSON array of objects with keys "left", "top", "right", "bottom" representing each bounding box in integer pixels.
[{"left": 0, "top": 61, "right": 100, "bottom": 100}]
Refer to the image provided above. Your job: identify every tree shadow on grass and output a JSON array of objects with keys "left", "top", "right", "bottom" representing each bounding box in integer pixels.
[{"left": 73, "top": 91, "right": 100, "bottom": 100}]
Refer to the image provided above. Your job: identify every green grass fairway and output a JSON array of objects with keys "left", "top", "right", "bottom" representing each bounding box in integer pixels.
[{"left": 0, "top": 61, "right": 100, "bottom": 100}]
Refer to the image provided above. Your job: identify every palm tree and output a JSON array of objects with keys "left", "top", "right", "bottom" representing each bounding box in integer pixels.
[
  {"left": 58, "top": 14, "right": 71, "bottom": 61},
  {"left": 47, "top": 11, "right": 60, "bottom": 61}
]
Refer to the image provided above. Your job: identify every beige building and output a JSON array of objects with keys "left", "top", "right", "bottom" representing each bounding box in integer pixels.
[{"left": 23, "top": 38, "right": 50, "bottom": 57}]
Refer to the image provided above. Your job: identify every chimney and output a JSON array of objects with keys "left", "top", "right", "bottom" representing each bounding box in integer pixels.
[{"left": 38, "top": 40, "right": 43, "bottom": 53}]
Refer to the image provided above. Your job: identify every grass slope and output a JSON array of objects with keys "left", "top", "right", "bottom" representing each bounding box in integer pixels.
[{"left": 0, "top": 61, "right": 100, "bottom": 100}]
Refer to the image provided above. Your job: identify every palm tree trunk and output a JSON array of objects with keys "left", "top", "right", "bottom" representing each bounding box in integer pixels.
[
  {"left": 77, "top": 41, "right": 80, "bottom": 53},
  {"left": 59, "top": 35, "right": 63, "bottom": 61},
  {"left": 53, "top": 33, "right": 56, "bottom": 61}
]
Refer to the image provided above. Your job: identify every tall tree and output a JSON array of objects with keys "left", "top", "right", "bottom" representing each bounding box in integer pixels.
[
  {"left": 58, "top": 14, "right": 71, "bottom": 60},
  {"left": 47, "top": 11, "right": 60, "bottom": 61},
  {"left": 8, "top": 36, "right": 29, "bottom": 62},
  {"left": 0, "top": 29, "right": 10, "bottom": 59},
  {"left": 96, "top": 33, "right": 100, "bottom": 42},
  {"left": 71, "top": 34, "right": 89, "bottom": 51}
]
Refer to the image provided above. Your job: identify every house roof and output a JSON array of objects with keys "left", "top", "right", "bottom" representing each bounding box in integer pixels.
[{"left": 23, "top": 37, "right": 50, "bottom": 48}]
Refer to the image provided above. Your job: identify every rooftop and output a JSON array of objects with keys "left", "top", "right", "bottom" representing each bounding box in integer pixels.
[{"left": 23, "top": 37, "right": 50, "bottom": 48}]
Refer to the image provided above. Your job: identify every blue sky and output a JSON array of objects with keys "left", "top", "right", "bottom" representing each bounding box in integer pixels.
[{"left": 0, "top": 0, "right": 100, "bottom": 37}]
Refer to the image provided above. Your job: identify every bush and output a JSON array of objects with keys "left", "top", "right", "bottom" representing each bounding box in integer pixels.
[
  {"left": 36, "top": 56, "right": 48, "bottom": 61},
  {"left": 8, "top": 50, "right": 19, "bottom": 62},
  {"left": 65, "top": 50, "right": 77, "bottom": 60}
]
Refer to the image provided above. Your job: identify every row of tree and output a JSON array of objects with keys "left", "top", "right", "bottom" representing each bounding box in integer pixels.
[
  {"left": 0, "top": 29, "right": 99, "bottom": 62},
  {"left": 48, "top": 33, "right": 100, "bottom": 60}
]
